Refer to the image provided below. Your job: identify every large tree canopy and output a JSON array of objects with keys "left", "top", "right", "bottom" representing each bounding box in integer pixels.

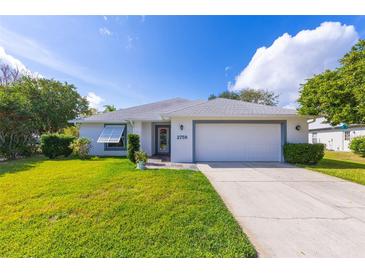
[
  {"left": 0, "top": 70, "right": 89, "bottom": 158},
  {"left": 209, "top": 88, "right": 279, "bottom": 106},
  {"left": 15, "top": 77, "right": 90, "bottom": 133},
  {"left": 298, "top": 39, "right": 365, "bottom": 125}
]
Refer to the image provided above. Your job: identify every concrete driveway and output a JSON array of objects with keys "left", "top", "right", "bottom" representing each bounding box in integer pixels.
[{"left": 197, "top": 162, "right": 365, "bottom": 257}]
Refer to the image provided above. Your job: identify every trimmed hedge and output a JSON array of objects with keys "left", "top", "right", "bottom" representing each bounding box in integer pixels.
[
  {"left": 41, "top": 134, "right": 76, "bottom": 159},
  {"left": 283, "top": 143, "right": 325, "bottom": 164},
  {"left": 127, "top": 134, "right": 140, "bottom": 163},
  {"left": 349, "top": 136, "right": 365, "bottom": 156}
]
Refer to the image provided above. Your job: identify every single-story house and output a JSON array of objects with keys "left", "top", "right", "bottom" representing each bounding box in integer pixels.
[
  {"left": 71, "top": 97, "right": 309, "bottom": 162},
  {"left": 309, "top": 117, "right": 365, "bottom": 151}
]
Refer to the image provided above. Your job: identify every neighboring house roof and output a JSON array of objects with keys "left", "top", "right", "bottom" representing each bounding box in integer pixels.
[
  {"left": 71, "top": 98, "right": 204, "bottom": 123},
  {"left": 309, "top": 117, "right": 365, "bottom": 131},
  {"left": 309, "top": 118, "right": 333, "bottom": 131},
  {"left": 164, "top": 98, "right": 298, "bottom": 118},
  {"left": 71, "top": 97, "right": 302, "bottom": 124}
]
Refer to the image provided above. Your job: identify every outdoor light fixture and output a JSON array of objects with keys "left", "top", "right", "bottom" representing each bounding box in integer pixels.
[
  {"left": 180, "top": 124, "right": 184, "bottom": 131},
  {"left": 295, "top": 125, "right": 301, "bottom": 131}
]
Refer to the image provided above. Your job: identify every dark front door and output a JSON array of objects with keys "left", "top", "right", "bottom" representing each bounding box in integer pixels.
[{"left": 156, "top": 126, "right": 170, "bottom": 154}]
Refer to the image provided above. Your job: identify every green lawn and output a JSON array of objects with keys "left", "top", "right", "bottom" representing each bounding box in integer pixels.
[
  {"left": 0, "top": 156, "right": 256, "bottom": 258},
  {"left": 302, "top": 151, "right": 365, "bottom": 186}
]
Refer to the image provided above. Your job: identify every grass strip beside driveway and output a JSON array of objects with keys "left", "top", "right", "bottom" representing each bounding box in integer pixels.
[{"left": 301, "top": 151, "right": 365, "bottom": 186}]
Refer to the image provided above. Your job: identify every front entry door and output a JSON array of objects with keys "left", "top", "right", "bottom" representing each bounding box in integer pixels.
[{"left": 157, "top": 126, "right": 170, "bottom": 154}]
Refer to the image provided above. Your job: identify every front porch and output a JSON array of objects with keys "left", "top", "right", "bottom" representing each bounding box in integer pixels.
[
  {"left": 134, "top": 121, "right": 172, "bottom": 157},
  {"left": 146, "top": 155, "right": 197, "bottom": 170}
]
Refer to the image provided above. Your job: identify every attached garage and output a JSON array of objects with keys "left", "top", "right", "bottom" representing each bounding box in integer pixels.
[{"left": 194, "top": 122, "right": 284, "bottom": 162}]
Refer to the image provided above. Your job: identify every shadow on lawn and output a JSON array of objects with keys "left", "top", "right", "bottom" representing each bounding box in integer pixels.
[
  {"left": 316, "top": 158, "right": 365, "bottom": 170},
  {"left": 0, "top": 155, "right": 47, "bottom": 177},
  {"left": 0, "top": 155, "right": 127, "bottom": 177}
]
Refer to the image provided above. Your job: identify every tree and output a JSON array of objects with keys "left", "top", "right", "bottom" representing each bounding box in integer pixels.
[
  {"left": 208, "top": 94, "right": 217, "bottom": 100},
  {"left": 208, "top": 88, "right": 279, "bottom": 106},
  {"left": 239, "top": 88, "right": 279, "bottom": 106},
  {"left": 0, "top": 64, "right": 21, "bottom": 85},
  {"left": 0, "top": 76, "right": 90, "bottom": 158},
  {"left": 0, "top": 86, "right": 36, "bottom": 159},
  {"left": 217, "top": 91, "right": 240, "bottom": 100},
  {"left": 208, "top": 91, "right": 240, "bottom": 100},
  {"left": 84, "top": 107, "right": 99, "bottom": 116},
  {"left": 298, "top": 39, "right": 365, "bottom": 125},
  {"left": 103, "top": 104, "right": 117, "bottom": 112},
  {"left": 16, "top": 77, "right": 90, "bottom": 133}
]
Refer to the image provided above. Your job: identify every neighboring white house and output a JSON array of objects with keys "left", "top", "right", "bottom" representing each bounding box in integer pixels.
[
  {"left": 309, "top": 117, "right": 365, "bottom": 151},
  {"left": 71, "top": 97, "right": 309, "bottom": 163}
]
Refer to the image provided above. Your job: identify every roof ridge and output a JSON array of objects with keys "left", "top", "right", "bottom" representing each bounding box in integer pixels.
[
  {"left": 81, "top": 97, "right": 191, "bottom": 120},
  {"left": 213, "top": 97, "right": 291, "bottom": 110},
  {"left": 163, "top": 99, "right": 208, "bottom": 115},
  {"left": 121, "top": 97, "right": 189, "bottom": 111}
]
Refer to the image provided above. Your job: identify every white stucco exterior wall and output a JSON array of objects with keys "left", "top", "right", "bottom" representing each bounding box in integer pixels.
[
  {"left": 79, "top": 116, "right": 309, "bottom": 161},
  {"left": 79, "top": 123, "right": 131, "bottom": 156},
  {"left": 309, "top": 130, "right": 344, "bottom": 151},
  {"left": 132, "top": 121, "right": 142, "bottom": 135},
  {"left": 286, "top": 117, "right": 309, "bottom": 143},
  {"left": 171, "top": 116, "right": 309, "bottom": 163},
  {"left": 141, "top": 122, "right": 152, "bottom": 156},
  {"left": 171, "top": 118, "right": 194, "bottom": 162},
  {"left": 309, "top": 127, "right": 365, "bottom": 151}
]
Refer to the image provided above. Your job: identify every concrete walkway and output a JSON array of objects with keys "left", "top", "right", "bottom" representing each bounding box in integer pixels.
[
  {"left": 197, "top": 162, "right": 365, "bottom": 257},
  {"left": 146, "top": 157, "right": 198, "bottom": 170}
]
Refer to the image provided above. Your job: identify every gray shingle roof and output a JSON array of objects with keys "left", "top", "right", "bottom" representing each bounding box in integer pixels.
[
  {"left": 165, "top": 98, "right": 298, "bottom": 117},
  {"left": 72, "top": 97, "right": 299, "bottom": 124},
  {"left": 72, "top": 98, "right": 204, "bottom": 123}
]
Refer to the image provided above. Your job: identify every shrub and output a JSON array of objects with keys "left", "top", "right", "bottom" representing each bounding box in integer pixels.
[
  {"left": 61, "top": 126, "right": 79, "bottom": 137},
  {"left": 349, "top": 136, "right": 365, "bottom": 156},
  {"left": 19, "top": 138, "right": 39, "bottom": 157},
  {"left": 127, "top": 134, "right": 140, "bottom": 163},
  {"left": 283, "top": 143, "right": 325, "bottom": 164},
  {"left": 135, "top": 150, "right": 148, "bottom": 163},
  {"left": 41, "top": 134, "right": 76, "bottom": 159},
  {"left": 69, "top": 137, "right": 91, "bottom": 159}
]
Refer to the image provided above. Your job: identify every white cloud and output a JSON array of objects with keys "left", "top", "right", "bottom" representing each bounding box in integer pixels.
[
  {"left": 224, "top": 66, "right": 231, "bottom": 77},
  {"left": 229, "top": 22, "right": 359, "bottom": 108},
  {"left": 0, "top": 25, "right": 117, "bottom": 88},
  {"left": 103, "top": 16, "right": 108, "bottom": 21},
  {"left": 86, "top": 92, "right": 104, "bottom": 110},
  {"left": 0, "top": 46, "right": 42, "bottom": 78},
  {"left": 99, "top": 27, "right": 112, "bottom": 36},
  {"left": 0, "top": 46, "right": 29, "bottom": 73}
]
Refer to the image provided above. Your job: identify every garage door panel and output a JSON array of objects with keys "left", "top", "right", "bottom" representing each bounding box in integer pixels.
[{"left": 195, "top": 123, "right": 281, "bottom": 162}]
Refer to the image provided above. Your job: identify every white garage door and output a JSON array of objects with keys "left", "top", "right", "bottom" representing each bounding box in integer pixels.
[{"left": 195, "top": 123, "right": 282, "bottom": 162}]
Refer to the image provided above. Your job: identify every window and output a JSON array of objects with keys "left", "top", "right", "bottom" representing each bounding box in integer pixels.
[
  {"left": 344, "top": 131, "right": 350, "bottom": 141},
  {"left": 97, "top": 125, "right": 127, "bottom": 151},
  {"left": 312, "top": 132, "right": 317, "bottom": 144}
]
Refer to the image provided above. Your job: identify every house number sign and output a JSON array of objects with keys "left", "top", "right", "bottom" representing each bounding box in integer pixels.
[{"left": 177, "top": 135, "right": 188, "bottom": 140}]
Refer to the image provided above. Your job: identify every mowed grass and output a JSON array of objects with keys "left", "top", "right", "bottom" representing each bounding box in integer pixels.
[
  {"left": 0, "top": 156, "right": 256, "bottom": 258},
  {"left": 302, "top": 151, "right": 365, "bottom": 186}
]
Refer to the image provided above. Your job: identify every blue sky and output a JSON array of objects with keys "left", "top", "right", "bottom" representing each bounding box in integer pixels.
[{"left": 0, "top": 16, "right": 364, "bottom": 109}]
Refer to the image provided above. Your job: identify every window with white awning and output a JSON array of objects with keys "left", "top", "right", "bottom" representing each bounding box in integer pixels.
[{"left": 97, "top": 125, "right": 125, "bottom": 143}]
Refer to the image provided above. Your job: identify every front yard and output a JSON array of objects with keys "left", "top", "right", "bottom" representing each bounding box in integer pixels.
[
  {"left": 0, "top": 156, "right": 256, "bottom": 258},
  {"left": 302, "top": 151, "right": 365, "bottom": 186}
]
